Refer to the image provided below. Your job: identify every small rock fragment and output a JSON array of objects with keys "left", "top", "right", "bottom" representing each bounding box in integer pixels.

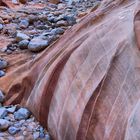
[
  {"left": 7, "top": 106, "right": 17, "bottom": 113},
  {"left": 33, "top": 131, "right": 40, "bottom": 140},
  {"left": 0, "top": 70, "right": 5, "bottom": 77},
  {"left": 0, "top": 59, "right": 8, "bottom": 70},
  {"left": 56, "top": 20, "right": 68, "bottom": 26},
  {"left": 18, "top": 40, "right": 29, "bottom": 49},
  {"left": 6, "top": 49, "right": 13, "bottom": 54},
  {"left": 0, "top": 24, "right": 3, "bottom": 30},
  {"left": 0, "top": 90, "right": 5, "bottom": 103},
  {"left": 0, "top": 108, "right": 7, "bottom": 119},
  {"left": 8, "top": 126, "right": 20, "bottom": 135},
  {"left": 16, "top": 32, "right": 30, "bottom": 42},
  {"left": 51, "top": 28, "right": 64, "bottom": 35},
  {"left": 64, "top": 15, "right": 76, "bottom": 25},
  {"left": 0, "top": 119, "right": 10, "bottom": 131},
  {"left": 28, "top": 37, "right": 49, "bottom": 52},
  {"left": 12, "top": 0, "right": 19, "bottom": 4},
  {"left": 19, "top": 19, "right": 29, "bottom": 29},
  {"left": 14, "top": 108, "right": 31, "bottom": 120}
]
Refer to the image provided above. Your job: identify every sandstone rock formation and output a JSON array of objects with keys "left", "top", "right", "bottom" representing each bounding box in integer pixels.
[{"left": 1, "top": 0, "right": 140, "bottom": 140}]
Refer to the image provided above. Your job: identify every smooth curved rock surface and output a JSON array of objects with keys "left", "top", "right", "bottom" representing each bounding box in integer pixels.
[{"left": 1, "top": 0, "right": 140, "bottom": 140}]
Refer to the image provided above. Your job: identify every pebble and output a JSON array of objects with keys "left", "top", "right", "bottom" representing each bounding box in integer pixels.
[
  {"left": 8, "top": 126, "right": 20, "bottom": 135},
  {"left": 16, "top": 32, "right": 30, "bottom": 42},
  {"left": 0, "top": 132, "right": 8, "bottom": 137},
  {"left": 63, "top": 15, "right": 76, "bottom": 25},
  {"left": 57, "top": 3, "right": 66, "bottom": 10},
  {"left": 0, "top": 70, "right": 5, "bottom": 77},
  {"left": 0, "top": 108, "right": 7, "bottom": 119},
  {"left": 51, "top": 27, "right": 64, "bottom": 35},
  {"left": 14, "top": 108, "right": 31, "bottom": 120},
  {"left": 33, "top": 131, "right": 40, "bottom": 140},
  {"left": 7, "top": 44, "right": 17, "bottom": 51},
  {"left": 28, "top": 37, "right": 49, "bottom": 52},
  {"left": 56, "top": 20, "right": 68, "bottom": 26},
  {"left": 36, "top": 25, "right": 50, "bottom": 30},
  {"left": 19, "top": 19, "right": 29, "bottom": 29},
  {"left": 18, "top": 40, "right": 29, "bottom": 49},
  {"left": 0, "top": 24, "right": 3, "bottom": 30},
  {"left": 48, "top": 16, "right": 56, "bottom": 23},
  {"left": 0, "top": 119, "right": 10, "bottom": 131},
  {"left": 6, "top": 49, "right": 13, "bottom": 54},
  {"left": 0, "top": 59, "right": 8, "bottom": 70},
  {"left": 0, "top": 90, "right": 5, "bottom": 103},
  {"left": 39, "top": 131, "right": 45, "bottom": 138},
  {"left": 12, "top": 0, "right": 19, "bottom": 5},
  {"left": 7, "top": 106, "right": 17, "bottom": 113},
  {"left": 0, "top": 47, "right": 7, "bottom": 53}
]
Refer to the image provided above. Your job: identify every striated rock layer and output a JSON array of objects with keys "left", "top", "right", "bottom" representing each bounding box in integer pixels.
[{"left": 1, "top": 0, "right": 140, "bottom": 140}]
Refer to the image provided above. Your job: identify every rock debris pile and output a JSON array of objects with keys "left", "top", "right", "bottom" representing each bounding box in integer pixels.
[{"left": 0, "top": 90, "right": 51, "bottom": 140}]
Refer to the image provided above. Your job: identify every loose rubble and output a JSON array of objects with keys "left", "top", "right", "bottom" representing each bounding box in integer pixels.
[
  {"left": 0, "top": 0, "right": 101, "bottom": 78},
  {"left": 0, "top": 90, "right": 51, "bottom": 140}
]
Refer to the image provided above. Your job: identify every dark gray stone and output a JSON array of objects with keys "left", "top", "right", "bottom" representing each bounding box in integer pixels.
[
  {"left": 7, "top": 44, "right": 17, "bottom": 51},
  {"left": 0, "top": 108, "right": 7, "bottom": 119},
  {"left": 0, "top": 119, "right": 10, "bottom": 131},
  {"left": 8, "top": 126, "right": 20, "bottom": 135},
  {"left": 16, "top": 32, "right": 30, "bottom": 42},
  {"left": 7, "top": 106, "right": 16, "bottom": 113},
  {"left": 18, "top": 40, "right": 29, "bottom": 49},
  {"left": 0, "top": 70, "right": 5, "bottom": 77},
  {"left": 48, "top": 35, "right": 59, "bottom": 43},
  {"left": 56, "top": 20, "right": 68, "bottom": 26},
  {"left": 0, "top": 59, "right": 8, "bottom": 70},
  {"left": 48, "top": 16, "right": 56, "bottom": 23},
  {"left": 64, "top": 15, "right": 76, "bottom": 25},
  {"left": 36, "top": 25, "right": 50, "bottom": 30},
  {"left": 0, "top": 90, "right": 5, "bottom": 103},
  {"left": 28, "top": 37, "right": 49, "bottom": 52},
  {"left": 51, "top": 28, "right": 64, "bottom": 35},
  {"left": 19, "top": 19, "right": 29, "bottom": 29},
  {"left": 14, "top": 108, "right": 31, "bottom": 120}
]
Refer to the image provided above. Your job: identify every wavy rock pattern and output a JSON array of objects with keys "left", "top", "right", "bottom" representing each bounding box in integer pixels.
[{"left": 1, "top": 0, "right": 140, "bottom": 140}]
